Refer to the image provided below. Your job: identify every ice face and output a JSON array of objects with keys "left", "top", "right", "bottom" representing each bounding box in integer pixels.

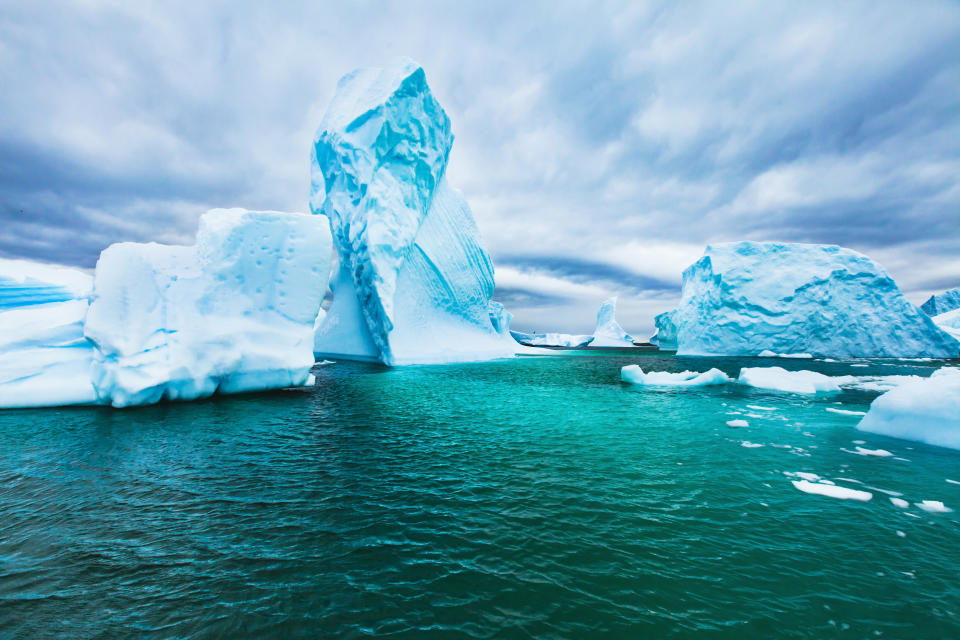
[
  {"left": 921, "top": 288, "right": 960, "bottom": 316},
  {"left": 857, "top": 367, "right": 960, "bottom": 450},
  {"left": 84, "top": 209, "right": 332, "bottom": 407},
  {"left": 311, "top": 59, "right": 514, "bottom": 365},
  {"left": 933, "top": 308, "right": 960, "bottom": 342},
  {"left": 591, "top": 297, "right": 634, "bottom": 347},
  {"left": 656, "top": 242, "right": 959, "bottom": 358},
  {"left": 488, "top": 301, "right": 513, "bottom": 336},
  {"left": 0, "top": 260, "right": 98, "bottom": 408},
  {"left": 651, "top": 310, "right": 678, "bottom": 350}
]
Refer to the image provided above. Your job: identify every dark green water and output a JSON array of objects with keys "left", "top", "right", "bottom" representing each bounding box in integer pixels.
[{"left": 1, "top": 353, "right": 959, "bottom": 638}]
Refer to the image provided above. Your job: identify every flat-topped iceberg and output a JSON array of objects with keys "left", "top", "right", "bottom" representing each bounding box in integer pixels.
[
  {"left": 311, "top": 59, "right": 514, "bottom": 365},
  {"left": 0, "top": 209, "right": 332, "bottom": 409},
  {"left": 86, "top": 209, "right": 332, "bottom": 407},
  {"left": 0, "top": 260, "right": 98, "bottom": 408},
  {"left": 738, "top": 367, "right": 840, "bottom": 394},
  {"left": 921, "top": 288, "right": 960, "bottom": 316},
  {"left": 591, "top": 297, "right": 634, "bottom": 347},
  {"left": 857, "top": 367, "right": 960, "bottom": 450},
  {"left": 654, "top": 242, "right": 958, "bottom": 358}
]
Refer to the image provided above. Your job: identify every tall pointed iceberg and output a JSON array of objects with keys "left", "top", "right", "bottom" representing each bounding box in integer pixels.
[
  {"left": 590, "top": 297, "right": 635, "bottom": 347},
  {"left": 311, "top": 59, "right": 514, "bottom": 365}
]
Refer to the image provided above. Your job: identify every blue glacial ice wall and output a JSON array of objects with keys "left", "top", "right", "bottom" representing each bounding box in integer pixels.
[
  {"left": 657, "top": 242, "right": 959, "bottom": 358},
  {"left": 921, "top": 288, "right": 960, "bottom": 316},
  {"left": 311, "top": 59, "right": 515, "bottom": 365}
]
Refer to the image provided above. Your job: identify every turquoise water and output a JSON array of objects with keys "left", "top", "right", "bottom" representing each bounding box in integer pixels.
[{"left": 1, "top": 353, "right": 959, "bottom": 638}]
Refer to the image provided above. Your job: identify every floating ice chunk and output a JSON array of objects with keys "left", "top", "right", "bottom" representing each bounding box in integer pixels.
[
  {"left": 747, "top": 405, "right": 777, "bottom": 411},
  {"left": 842, "top": 447, "right": 894, "bottom": 457},
  {"left": 84, "top": 209, "right": 332, "bottom": 407},
  {"left": 311, "top": 60, "right": 515, "bottom": 365},
  {"left": 621, "top": 365, "right": 731, "bottom": 387},
  {"left": 591, "top": 297, "right": 635, "bottom": 347},
  {"left": 738, "top": 367, "right": 840, "bottom": 394},
  {"left": 726, "top": 419, "right": 749, "bottom": 428},
  {"left": 792, "top": 480, "right": 873, "bottom": 501},
  {"left": 655, "top": 242, "right": 958, "bottom": 358},
  {"left": 512, "top": 331, "right": 594, "bottom": 347},
  {"left": 897, "top": 530, "right": 906, "bottom": 537},
  {"left": 741, "top": 441, "right": 763, "bottom": 448},
  {"left": 784, "top": 471, "right": 821, "bottom": 482},
  {"left": 826, "top": 408, "right": 867, "bottom": 416},
  {"left": 947, "top": 479, "right": 960, "bottom": 485},
  {"left": 916, "top": 500, "right": 952, "bottom": 513},
  {"left": 890, "top": 497, "right": 909, "bottom": 508},
  {"left": 758, "top": 350, "right": 813, "bottom": 358},
  {"left": 857, "top": 367, "right": 960, "bottom": 450}
]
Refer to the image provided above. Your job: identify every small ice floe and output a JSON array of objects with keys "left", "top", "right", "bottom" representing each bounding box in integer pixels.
[
  {"left": 784, "top": 471, "right": 821, "bottom": 482},
  {"left": 897, "top": 530, "right": 906, "bottom": 537},
  {"left": 916, "top": 500, "right": 953, "bottom": 513},
  {"left": 826, "top": 408, "right": 867, "bottom": 416},
  {"left": 738, "top": 367, "right": 840, "bottom": 394},
  {"left": 316, "top": 360, "right": 336, "bottom": 366},
  {"left": 851, "top": 364, "right": 870, "bottom": 367},
  {"left": 853, "top": 440, "right": 866, "bottom": 444},
  {"left": 757, "top": 350, "right": 814, "bottom": 359},
  {"left": 792, "top": 480, "right": 872, "bottom": 501},
  {"left": 822, "top": 358, "right": 838, "bottom": 363},
  {"left": 621, "top": 365, "right": 731, "bottom": 387},
  {"left": 842, "top": 446, "right": 894, "bottom": 457},
  {"left": 890, "top": 497, "right": 909, "bottom": 508},
  {"left": 947, "top": 479, "right": 960, "bottom": 485},
  {"left": 726, "top": 419, "right": 749, "bottom": 428},
  {"left": 747, "top": 405, "right": 776, "bottom": 411},
  {"left": 745, "top": 413, "right": 766, "bottom": 419},
  {"left": 741, "top": 441, "right": 764, "bottom": 448}
]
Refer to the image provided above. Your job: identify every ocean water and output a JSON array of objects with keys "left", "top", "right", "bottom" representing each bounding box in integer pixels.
[{"left": 1, "top": 353, "right": 958, "bottom": 638}]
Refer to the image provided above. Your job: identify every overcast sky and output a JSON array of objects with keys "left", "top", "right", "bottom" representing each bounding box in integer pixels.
[{"left": 1, "top": 1, "right": 958, "bottom": 335}]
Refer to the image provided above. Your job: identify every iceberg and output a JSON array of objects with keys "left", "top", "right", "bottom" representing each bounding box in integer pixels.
[
  {"left": 0, "top": 209, "right": 332, "bottom": 409},
  {"left": 621, "top": 365, "right": 731, "bottom": 387},
  {"left": 655, "top": 242, "right": 959, "bottom": 358},
  {"left": 488, "top": 301, "right": 513, "bottom": 336},
  {"left": 650, "top": 310, "right": 677, "bottom": 350},
  {"left": 0, "top": 259, "right": 98, "bottom": 408},
  {"left": 921, "top": 288, "right": 960, "bottom": 316},
  {"left": 857, "top": 367, "right": 960, "bottom": 450},
  {"left": 85, "top": 209, "right": 332, "bottom": 407},
  {"left": 311, "top": 59, "right": 514, "bottom": 365},
  {"left": 932, "top": 308, "right": 960, "bottom": 342},
  {"left": 510, "top": 330, "right": 594, "bottom": 347},
  {"left": 590, "top": 297, "right": 634, "bottom": 347},
  {"left": 738, "top": 367, "right": 840, "bottom": 394}
]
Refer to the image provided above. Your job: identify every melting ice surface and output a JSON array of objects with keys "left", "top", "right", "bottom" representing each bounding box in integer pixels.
[
  {"left": 311, "top": 59, "right": 514, "bottom": 365},
  {"left": 655, "top": 242, "right": 959, "bottom": 358}
]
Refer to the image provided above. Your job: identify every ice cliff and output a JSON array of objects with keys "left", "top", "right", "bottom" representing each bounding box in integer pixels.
[
  {"left": 590, "top": 297, "right": 634, "bottom": 347},
  {"left": 921, "top": 288, "right": 960, "bottom": 316},
  {"left": 310, "top": 59, "right": 514, "bottom": 365},
  {"left": 0, "top": 209, "right": 331, "bottom": 408},
  {"left": 654, "top": 242, "right": 959, "bottom": 358},
  {"left": 0, "top": 259, "right": 98, "bottom": 408}
]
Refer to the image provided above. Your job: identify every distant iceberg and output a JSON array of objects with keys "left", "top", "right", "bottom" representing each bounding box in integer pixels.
[
  {"left": 311, "top": 59, "right": 514, "bottom": 365},
  {"left": 0, "top": 209, "right": 331, "bottom": 409},
  {"left": 654, "top": 242, "right": 959, "bottom": 358},
  {"left": 650, "top": 310, "right": 677, "bottom": 350},
  {"left": 590, "top": 297, "right": 634, "bottom": 347},
  {"left": 858, "top": 367, "right": 960, "bottom": 450},
  {"left": 933, "top": 308, "right": 960, "bottom": 342},
  {"left": 921, "top": 288, "right": 960, "bottom": 316}
]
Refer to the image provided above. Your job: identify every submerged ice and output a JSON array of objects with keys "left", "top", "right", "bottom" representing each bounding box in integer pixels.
[
  {"left": 654, "top": 242, "right": 958, "bottom": 358},
  {"left": 311, "top": 59, "right": 513, "bottom": 365}
]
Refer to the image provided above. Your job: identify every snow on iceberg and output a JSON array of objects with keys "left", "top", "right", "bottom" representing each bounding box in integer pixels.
[
  {"left": 591, "top": 297, "right": 634, "bottom": 347},
  {"left": 621, "top": 365, "right": 731, "bottom": 387},
  {"left": 83, "top": 208, "right": 332, "bottom": 407},
  {"left": 311, "top": 59, "right": 514, "bottom": 365},
  {"left": 0, "top": 260, "right": 98, "bottom": 408},
  {"left": 857, "top": 367, "right": 960, "bottom": 450},
  {"left": 654, "top": 242, "right": 959, "bottom": 358},
  {"left": 510, "top": 331, "right": 594, "bottom": 347},
  {"left": 921, "top": 288, "right": 960, "bottom": 316},
  {"left": 738, "top": 367, "right": 841, "bottom": 394}
]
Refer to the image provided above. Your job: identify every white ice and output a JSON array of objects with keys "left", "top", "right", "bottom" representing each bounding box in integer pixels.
[
  {"left": 590, "top": 297, "right": 635, "bottom": 347},
  {"left": 738, "top": 367, "right": 841, "bottom": 394},
  {"left": 792, "top": 480, "right": 873, "bottom": 501},
  {"left": 726, "top": 419, "right": 749, "bottom": 427},
  {"left": 915, "top": 500, "right": 952, "bottom": 513},
  {"left": 621, "top": 365, "right": 731, "bottom": 387},
  {"left": 826, "top": 408, "right": 867, "bottom": 416}
]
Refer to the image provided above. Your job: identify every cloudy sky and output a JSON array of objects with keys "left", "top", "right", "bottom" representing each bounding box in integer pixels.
[{"left": 1, "top": 1, "right": 958, "bottom": 335}]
